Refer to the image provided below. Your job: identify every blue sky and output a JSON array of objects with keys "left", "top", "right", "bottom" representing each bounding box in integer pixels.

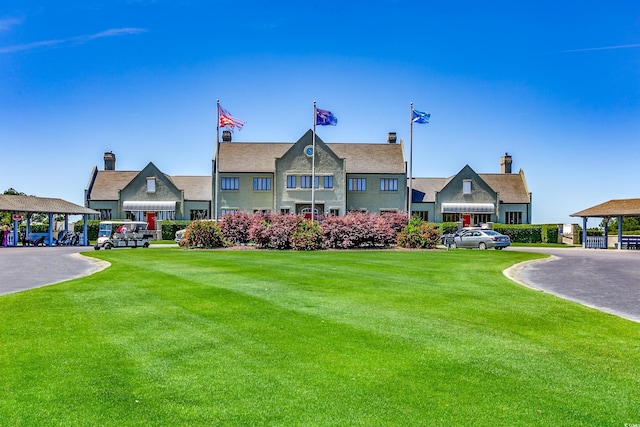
[{"left": 2, "top": 1, "right": 640, "bottom": 225}]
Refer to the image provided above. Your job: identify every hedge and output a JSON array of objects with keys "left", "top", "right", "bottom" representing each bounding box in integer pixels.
[{"left": 160, "top": 220, "right": 192, "bottom": 240}]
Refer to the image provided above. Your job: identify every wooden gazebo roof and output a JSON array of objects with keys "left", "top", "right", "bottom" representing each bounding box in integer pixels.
[
  {"left": 571, "top": 198, "right": 640, "bottom": 218},
  {"left": 0, "top": 195, "right": 98, "bottom": 215}
]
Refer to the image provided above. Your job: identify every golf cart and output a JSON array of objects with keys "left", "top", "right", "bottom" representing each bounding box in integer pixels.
[{"left": 94, "top": 221, "right": 150, "bottom": 250}]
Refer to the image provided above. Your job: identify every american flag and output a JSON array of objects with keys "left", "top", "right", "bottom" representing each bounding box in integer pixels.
[{"left": 218, "top": 105, "right": 245, "bottom": 131}]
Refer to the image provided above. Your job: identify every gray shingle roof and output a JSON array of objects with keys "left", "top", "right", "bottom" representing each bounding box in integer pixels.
[
  {"left": 411, "top": 171, "right": 530, "bottom": 204},
  {"left": 0, "top": 195, "right": 98, "bottom": 215},
  {"left": 571, "top": 198, "right": 640, "bottom": 217},
  {"left": 218, "top": 142, "right": 406, "bottom": 174},
  {"left": 89, "top": 171, "right": 211, "bottom": 201}
]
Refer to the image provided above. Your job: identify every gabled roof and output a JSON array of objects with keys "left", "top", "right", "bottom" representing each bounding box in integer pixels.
[
  {"left": 410, "top": 169, "right": 530, "bottom": 204},
  {"left": 571, "top": 198, "right": 640, "bottom": 218},
  {"left": 87, "top": 170, "right": 210, "bottom": 201},
  {"left": 218, "top": 130, "right": 406, "bottom": 174},
  {"left": 0, "top": 195, "right": 98, "bottom": 215},
  {"left": 170, "top": 176, "right": 212, "bottom": 200},
  {"left": 479, "top": 171, "right": 530, "bottom": 204}
]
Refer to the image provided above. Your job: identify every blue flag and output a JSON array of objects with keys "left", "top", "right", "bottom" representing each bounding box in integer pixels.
[
  {"left": 316, "top": 108, "right": 338, "bottom": 126},
  {"left": 412, "top": 109, "right": 430, "bottom": 124}
]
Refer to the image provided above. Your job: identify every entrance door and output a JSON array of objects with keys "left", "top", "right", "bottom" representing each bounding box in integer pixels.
[
  {"left": 146, "top": 212, "right": 156, "bottom": 230},
  {"left": 462, "top": 214, "right": 471, "bottom": 228}
]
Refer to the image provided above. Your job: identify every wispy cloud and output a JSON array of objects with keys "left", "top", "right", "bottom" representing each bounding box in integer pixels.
[
  {"left": 0, "top": 27, "right": 147, "bottom": 54},
  {"left": 0, "top": 17, "right": 24, "bottom": 32},
  {"left": 561, "top": 43, "right": 640, "bottom": 53}
]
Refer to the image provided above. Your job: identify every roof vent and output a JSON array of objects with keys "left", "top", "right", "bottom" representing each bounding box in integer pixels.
[{"left": 387, "top": 132, "right": 397, "bottom": 144}]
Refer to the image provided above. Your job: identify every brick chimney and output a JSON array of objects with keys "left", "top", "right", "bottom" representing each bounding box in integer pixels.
[
  {"left": 500, "top": 153, "right": 512, "bottom": 174},
  {"left": 104, "top": 151, "right": 116, "bottom": 170}
]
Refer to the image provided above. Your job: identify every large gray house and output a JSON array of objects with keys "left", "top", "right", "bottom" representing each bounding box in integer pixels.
[{"left": 84, "top": 132, "right": 532, "bottom": 231}]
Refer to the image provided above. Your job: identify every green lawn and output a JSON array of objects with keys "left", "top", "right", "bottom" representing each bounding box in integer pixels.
[{"left": 1, "top": 248, "right": 639, "bottom": 426}]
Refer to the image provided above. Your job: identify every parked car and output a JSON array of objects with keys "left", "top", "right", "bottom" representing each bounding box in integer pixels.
[
  {"left": 440, "top": 227, "right": 481, "bottom": 245},
  {"left": 175, "top": 228, "right": 186, "bottom": 243},
  {"left": 453, "top": 229, "right": 510, "bottom": 250}
]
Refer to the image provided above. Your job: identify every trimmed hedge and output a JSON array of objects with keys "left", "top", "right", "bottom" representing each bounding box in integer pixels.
[
  {"left": 74, "top": 220, "right": 101, "bottom": 241},
  {"left": 161, "top": 220, "right": 192, "bottom": 240}
]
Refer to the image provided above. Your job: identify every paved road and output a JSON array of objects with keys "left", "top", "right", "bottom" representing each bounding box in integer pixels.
[
  {"left": 505, "top": 247, "right": 640, "bottom": 323},
  {"left": 0, "top": 246, "right": 109, "bottom": 296}
]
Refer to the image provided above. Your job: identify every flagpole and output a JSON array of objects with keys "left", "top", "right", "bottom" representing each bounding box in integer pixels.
[
  {"left": 312, "top": 101, "right": 317, "bottom": 222},
  {"left": 214, "top": 99, "right": 220, "bottom": 221},
  {"left": 409, "top": 102, "right": 414, "bottom": 219}
]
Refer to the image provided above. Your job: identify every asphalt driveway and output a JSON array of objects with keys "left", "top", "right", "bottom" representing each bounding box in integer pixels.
[
  {"left": 505, "top": 247, "right": 640, "bottom": 323},
  {"left": 0, "top": 246, "right": 109, "bottom": 296}
]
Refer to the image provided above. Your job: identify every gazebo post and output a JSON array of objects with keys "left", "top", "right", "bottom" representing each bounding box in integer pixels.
[
  {"left": 603, "top": 217, "right": 609, "bottom": 249},
  {"left": 83, "top": 214, "right": 89, "bottom": 246},
  {"left": 48, "top": 213, "right": 54, "bottom": 247},
  {"left": 618, "top": 215, "right": 623, "bottom": 250},
  {"left": 582, "top": 217, "right": 587, "bottom": 249}
]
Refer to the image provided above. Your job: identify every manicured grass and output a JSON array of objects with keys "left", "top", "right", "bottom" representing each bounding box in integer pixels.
[{"left": 1, "top": 249, "right": 639, "bottom": 426}]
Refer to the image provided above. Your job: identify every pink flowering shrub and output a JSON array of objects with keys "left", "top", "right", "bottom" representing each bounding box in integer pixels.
[
  {"left": 322, "top": 211, "right": 402, "bottom": 249},
  {"left": 250, "top": 213, "right": 303, "bottom": 249},
  {"left": 381, "top": 211, "right": 409, "bottom": 233},
  {"left": 397, "top": 216, "right": 441, "bottom": 249},
  {"left": 290, "top": 220, "right": 324, "bottom": 251},
  {"left": 220, "top": 211, "right": 253, "bottom": 245},
  {"left": 184, "top": 220, "right": 228, "bottom": 248}
]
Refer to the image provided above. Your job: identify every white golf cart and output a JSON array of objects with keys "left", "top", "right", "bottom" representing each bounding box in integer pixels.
[{"left": 94, "top": 220, "right": 150, "bottom": 250}]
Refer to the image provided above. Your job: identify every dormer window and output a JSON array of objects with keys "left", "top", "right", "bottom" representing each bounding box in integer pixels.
[
  {"left": 462, "top": 180, "right": 471, "bottom": 195},
  {"left": 147, "top": 177, "right": 156, "bottom": 193}
]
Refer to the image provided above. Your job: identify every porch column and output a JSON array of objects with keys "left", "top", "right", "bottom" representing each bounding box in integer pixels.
[
  {"left": 582, "top": 217, "right": 587, "bottom": 249},
  {"left": 618, "top": 215, "right": 623, "bottom": 250},
  {"left": 83, "top": 214, "right": 89, "bottom": 246},
  {"left": 48, "top": 213, "right": 54, "bottom": 247}
]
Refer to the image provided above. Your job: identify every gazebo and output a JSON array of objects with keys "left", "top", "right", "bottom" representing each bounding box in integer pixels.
[
  {"left": 571, "top": 198, "right": 640, "bottom": 249},
  {"left": 0, "top": 194, "right": 99, "bottom": 247}
]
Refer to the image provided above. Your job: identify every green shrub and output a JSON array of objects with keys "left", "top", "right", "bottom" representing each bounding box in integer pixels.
[
  {"left": 291, "top": 220, "right": 324, "bottom": 251},
  {"left": 184, "top": 220, "right": 227, "bottom": 248},
  {"left": 161, "top": 220, "right": 192, "bottom": 240},
  {"left": 397, "top": 217, "right": 441, "bottom": 249},
  {"left": 73, "top": 220, "right": 101, "bottom": 241}
]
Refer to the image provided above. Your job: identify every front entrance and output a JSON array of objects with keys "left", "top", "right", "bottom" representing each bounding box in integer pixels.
[
  {"left": 296, "top": 204, "right": 324, "bottom": 220},
  {"left": 146, "top": 212, "right": 156, "bottom": 230}
]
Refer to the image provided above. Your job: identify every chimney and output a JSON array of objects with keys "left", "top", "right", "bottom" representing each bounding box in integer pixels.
[
  {"left": 222, "top": 130, "right": 232, "bottom": 142},
  {"left": 104, "top": 151, "right": 116, "bottom": 170},
  {"left": 500, "top": 153, "right": 512, "bottom": 174},
  {"left": 387, "top": 132, "right": 397, "bottom": 144}
]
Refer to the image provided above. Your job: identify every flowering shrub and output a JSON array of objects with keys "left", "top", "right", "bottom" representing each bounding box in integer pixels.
[
  {"left": 250, "top": 213, "right": 303, "bottom": 249},
  {"left": 397, "top": 217, "right": 441, "bottom": 249},
  {"left": 184, "top": 220, "right": 228, "bottom": 248},
  {"left": 322, "top": 211, "right": 402, "bottom": 249},
  {"left": 381, "top": 211, "right": 409, "bottom": 233},
  {"left": 290, "top": 220, "right": 324, "bottom": 251},
  {"left": 220, "top": 211, "right": 253, "bottom": 244}
]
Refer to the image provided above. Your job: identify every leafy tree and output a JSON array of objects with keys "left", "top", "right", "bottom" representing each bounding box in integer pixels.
[{"left": 603, "top": 217, "right": 640, "bottom": 232}]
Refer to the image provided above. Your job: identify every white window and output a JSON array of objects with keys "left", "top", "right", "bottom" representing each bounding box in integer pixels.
[
  {"left": 147, "top": 177, "right": 156, "bottom": 193},
  {"left": 462, "top": 180, "right": 472, "bottom": 194}
]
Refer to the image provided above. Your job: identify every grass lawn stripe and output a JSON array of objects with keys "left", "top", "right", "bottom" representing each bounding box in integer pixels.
[{"left": 0, "top": 249, "right": 638, "bottom": 426}]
